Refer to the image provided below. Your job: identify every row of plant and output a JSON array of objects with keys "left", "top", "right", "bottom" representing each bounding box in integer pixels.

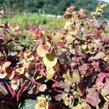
[
  {"left": 1, "top": 12, "right": 65, "bottom": 30},
  {"left": 0, "top": 3, "right": 109, "bottom": 109}
]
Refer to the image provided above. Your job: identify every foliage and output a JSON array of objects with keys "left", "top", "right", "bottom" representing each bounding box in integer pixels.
[
  {"left": 91, "top": 2, "right": 107, "bottom": 18},
  {"left": 0, "top": 4, "right": 109, "bottom": 109},
  {"left": 0, "top": 0, "right": 109, "bottom": 18},
  {"left": 1, "top": 13, "right": 65, "bottom": 30}
]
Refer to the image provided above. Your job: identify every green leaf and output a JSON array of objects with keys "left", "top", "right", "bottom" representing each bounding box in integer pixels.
[
  {"left": 46, "top": 68, "right": 55, "bottom": 80},
  {"left": 19, "top": 99, "right": 36, "bottom": 109},
  {"left": 72, "top": 71, "right": 80, "bottom": 83},
  {"left": 37, "top": 44, "right": 48, "bottom": 57},
  {"left": 43, "top": 52, "right": 57, "bottom": 68}
]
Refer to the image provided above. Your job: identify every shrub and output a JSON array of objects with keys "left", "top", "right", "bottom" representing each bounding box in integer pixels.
[{"left": 0, "top": 4, "right": 109, "bottom": 109}]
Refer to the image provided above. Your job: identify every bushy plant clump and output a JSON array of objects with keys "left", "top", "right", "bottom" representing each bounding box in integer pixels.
[{"left": 0, "top": 4, "right": 109, "bottom": 109}]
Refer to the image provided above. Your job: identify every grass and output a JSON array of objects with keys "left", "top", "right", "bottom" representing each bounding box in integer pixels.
[{"left": 1, "top": 13, "right": 66, "bottom": 30}]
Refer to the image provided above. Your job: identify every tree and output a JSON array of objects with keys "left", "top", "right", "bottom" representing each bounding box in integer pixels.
[
  {"left": 0, "top": 0, "right": 108, "bottom": 18},
  {"left": 75, "top": 0, "right": 98, "bottom": 14}
]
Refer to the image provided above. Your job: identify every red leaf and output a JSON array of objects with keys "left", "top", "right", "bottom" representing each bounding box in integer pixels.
[
  {"left": 5, "top": 82, "right": 16, "bottom": 98},
  {"left": 17, "top": 80, "right": 30, "bottom": 101},
  {"left": 86, "top": 92, "right": 100, "bottom": 107},
  {"left": 52, "top": 82, "right": 69, "bottom": 91},
  {"left": 86, "top": 95, "right": 98, "bottom": 107},
  {"left": 96, "top": 73, "right": 107, "bottom": 85}
]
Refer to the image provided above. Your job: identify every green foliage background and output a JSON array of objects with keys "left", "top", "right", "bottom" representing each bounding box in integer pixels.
[{"left": 0, "top": 0, "right": 109, "bottom": 18}]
